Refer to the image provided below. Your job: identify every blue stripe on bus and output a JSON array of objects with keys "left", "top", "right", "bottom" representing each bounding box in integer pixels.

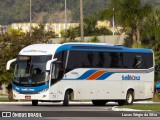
[
  {"left": 63, "top": 68, "right": 154, "bottom": 81},
  {"left": 77, "top": 70, "right": 97, "bottom": 80},
  {"left": 12, "top": 83, "right": 49, "bottom": 93}
]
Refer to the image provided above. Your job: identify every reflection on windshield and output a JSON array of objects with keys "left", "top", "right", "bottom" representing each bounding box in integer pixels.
[{"left": 14, "top": 55, "right": 52, "bottom": 85}]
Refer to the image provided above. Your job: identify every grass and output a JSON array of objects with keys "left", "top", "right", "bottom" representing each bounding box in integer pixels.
[
  {"left": 0, "top": 97, "right": 31, "bottom": 102},
  {"left": 0, "top": 97, "right": 10, "bottom": 102},
  {"left": 0, "top": 94, "right": 7, "bottom": 96},
  {"left": 118, "top": 105, "right": 160, "bottom": 111},
  {"left": 152, "top": 99, "right": 160, "bottom": 102}
]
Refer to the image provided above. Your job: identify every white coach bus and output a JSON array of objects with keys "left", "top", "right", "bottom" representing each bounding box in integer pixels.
[{"left": 6, "top": 43, "right": 154, "bottom": 106}]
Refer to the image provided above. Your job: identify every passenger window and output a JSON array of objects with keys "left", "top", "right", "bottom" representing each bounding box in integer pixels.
[
  {"left": 87, "top": 52, "right": 94, "bottom": 67},
  {"left": 110, "top": 52, "right": 123, "bottom": 68},
  {"left": 97, "top": 52, "right": 105, "bottom": 67},
  {"left": 134, "top": 55, "right": 142, "bottom": 68}
]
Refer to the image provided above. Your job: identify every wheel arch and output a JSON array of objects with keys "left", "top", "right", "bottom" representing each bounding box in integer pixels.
[
  {"left": 127, "top": 88, "right": 135, "bottom": 99},
  {"left": 64, "top": 88, "right": 74, "bottom": 100}
]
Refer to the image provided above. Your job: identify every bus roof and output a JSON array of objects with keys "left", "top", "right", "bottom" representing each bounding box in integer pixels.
[
  {"left": 55, "top": 43, "right": 153, "bottom": 54},
  {"left": 19, "top": 43, "right": 153, "bottom": 56},
  {"left": 19, "top": 44, "right": 61, "bottom": 55}
]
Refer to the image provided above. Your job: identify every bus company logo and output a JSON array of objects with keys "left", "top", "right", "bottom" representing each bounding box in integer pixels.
[
  {"left": 122, "top": 75, "right": 140, "bottom": 80},
  {"left": 23, "top": 50, "right": 47, "bottom": 53},
  {"left": 21, "top": 88, "right": 34, "bottom": 92},
  {"left": 71, "top": 72, "right": 79, "bottom": 75}
]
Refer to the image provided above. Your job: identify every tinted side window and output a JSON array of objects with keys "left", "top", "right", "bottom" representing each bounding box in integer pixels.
[
  {"left": 54, "top": 51, "right": 67, "bottom": 68},
  {"left": 109, "top": 52, "right": 123, "bottom": 68},
  {"left": 67, "top": 51, "right": 153, "bottom": 70},
  {"left": 67, "top": 51, "right": 92, "bottom": 70},
  {"left": 53, "top": 51, "right": 67, "bottom": 82},
  {"left": 123, "top": 53, "right": 134, "bottom": 68},
  {"left": 123, "top": 53, "right": 153, "bottom": 69},
  {"left": 94, "top": 52, "right": 110, "bottom": 68},
  {"left": 141, "top": 53, "right": 153, "bottom": 68},
  {"left": 67, "top": 51, "right": 112, "bottom": 69},
  {"left": 67, "top": 51, "right": 123, "bottom": 69}
]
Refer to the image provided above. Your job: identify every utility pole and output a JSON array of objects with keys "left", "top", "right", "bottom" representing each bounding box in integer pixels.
[
  {"left": 112, "top": 7, "right": 115, "bottom": 35},
  {"left": 30, "top": 0, "right": 32, "bottom": 37},
  {"left": 65, "top": 0, "right": 67, "bottom": 29},
  {"left": 80, "top": 0, "right": 84, "bottom": 42}
]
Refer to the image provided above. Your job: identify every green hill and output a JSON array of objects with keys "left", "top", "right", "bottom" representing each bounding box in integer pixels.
[
  {"left": 0, "top": 0, "right": 159, "bottom": 25},
  {"left": 0, "top": 0, "right": 109, "bottom": 25}
]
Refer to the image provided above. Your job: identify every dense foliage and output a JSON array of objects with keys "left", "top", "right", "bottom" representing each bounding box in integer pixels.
[
  {"left": 0, "top": 24, "right": 54, "bottom": 85},
  {"left": 0, "top": 0, "right": 109, "bottom": 25},
  {"left": 0, "top": 0, "right": 158, "bottom": 25}
]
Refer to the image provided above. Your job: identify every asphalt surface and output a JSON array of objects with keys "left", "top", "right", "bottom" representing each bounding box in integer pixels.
[
  {"left": 0, "top": 102, "right": 160, "bottom": 120},
  {"left": 0, "top": 101, "right": 114, "bottom": 111}
]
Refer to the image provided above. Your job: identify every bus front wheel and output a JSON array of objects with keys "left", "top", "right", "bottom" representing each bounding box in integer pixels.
[
  {"left": 92, "top": 100, "right": 107, "bottom": 106},
  {"left": 32, "top": 100, "right": 38, "bottom": 106},
  {"left": 63, "top": 90, "right": 70, "bottom": 106}
]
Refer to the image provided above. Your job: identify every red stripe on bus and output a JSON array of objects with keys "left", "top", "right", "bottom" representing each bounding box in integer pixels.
[{"left": 87, "top": 71, "right": 106, "bottom": 80}]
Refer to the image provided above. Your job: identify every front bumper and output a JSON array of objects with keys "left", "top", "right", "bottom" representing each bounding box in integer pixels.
[{"left": 13, "top": 90, "right": 49, "bottom": 100}]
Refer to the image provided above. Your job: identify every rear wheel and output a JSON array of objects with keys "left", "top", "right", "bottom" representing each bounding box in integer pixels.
[
  {"left": 118, "top": 91, "right": 134, "bottom": 106},
  {"left": 92, "top": 100, "right": 107, "bottom": 106},
  {"left": 125, "top": 90, "right": 134, "bottom": 105},
  {"left": 32, "top": 100, "right": 38, "bottom": 106}
]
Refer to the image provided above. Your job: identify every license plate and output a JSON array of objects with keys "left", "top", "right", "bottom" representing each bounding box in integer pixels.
[{"left": 25, "top": 96, "right": 31, "bottom": 99}]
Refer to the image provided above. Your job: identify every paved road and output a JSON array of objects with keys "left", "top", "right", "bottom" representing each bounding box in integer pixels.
[
  {"left": 0, "top": 101, "right": 115, "bottom": 111},
  {"left": 0, "top": 102, "right": 160, "bottom": 120}
]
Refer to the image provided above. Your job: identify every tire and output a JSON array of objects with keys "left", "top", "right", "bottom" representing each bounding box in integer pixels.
[
  {"left": 92, "top": 100, "right": 107, "bottom": 106},
  {"left": 63, "top": 90, "right": 70, "bottom": 106},
  {"left": 125, "top": 90, "right": 134, "bottom": 105},
  {"left": 32, "top": 100, "right": 38, "bottom": 106},
  {"left": 118, "top": 100, "right": 125, "bottom": 106}
]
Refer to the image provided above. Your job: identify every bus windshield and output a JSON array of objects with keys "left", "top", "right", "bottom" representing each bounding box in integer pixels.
[{"left": 14, "top": 55, "right": 52, "bottom": 86}]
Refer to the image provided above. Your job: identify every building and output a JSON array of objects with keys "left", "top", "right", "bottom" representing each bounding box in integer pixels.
[
  {"left": 97, "top": 20, "right": 124, "bottom": 35},
  {"left": 10, "top": 20, "right": 124, "bottom": 37},
  {"left": 0, "top": 25, "right": 10, "bottom": 34},
  {"left": 11, "top": 23, "right": 79, "bottom": 37}
]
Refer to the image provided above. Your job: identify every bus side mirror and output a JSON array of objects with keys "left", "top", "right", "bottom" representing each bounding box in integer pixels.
[
  {"left": 51, "top": 63, "right": 60, "bottom": 79},
  {"left": 6, "top": 58, "right": 17, "bottom": 71},
  {"left": 46, "top": 58, "right": 57, "bottom": 71}
]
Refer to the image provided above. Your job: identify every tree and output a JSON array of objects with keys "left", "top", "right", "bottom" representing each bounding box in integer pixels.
[
  {"left": 61, "top": 27, "right": 78, "bottom": 42},
  {"left": 0, "top": 24, "right": 55, "bottom": 100},
  {"left": 140, "top": 7, "right": 160, "bottom": 65},
  {"left": 83, "top": 14, "right": 112, "bottom": 36},
  {"left": 0, "top": 0, "right": 109, "bottom": 25},
  {"left": 60, "top": 14, "right": 112, "bottom": 43},
  {"left": 84, "top": 15, "right": 98, "bottom": 36},
  {"left": 101, "top": 0, "right": 152, "bottom": 45},
  {"left": 88, "top": 36, "right": 100, "bottom": 43}
]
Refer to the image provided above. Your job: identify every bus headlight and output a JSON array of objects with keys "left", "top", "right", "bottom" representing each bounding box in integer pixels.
[
  {"left": 38, "top": 89, "right": 48, "bottom": 94},
  {"left": 12, "top": 89, "right": 19, "bottom": 94}
]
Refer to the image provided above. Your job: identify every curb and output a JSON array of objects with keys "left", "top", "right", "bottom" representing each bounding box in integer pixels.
[{"left": 111, "top": 106, "right": 146, "bottom": 111}]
